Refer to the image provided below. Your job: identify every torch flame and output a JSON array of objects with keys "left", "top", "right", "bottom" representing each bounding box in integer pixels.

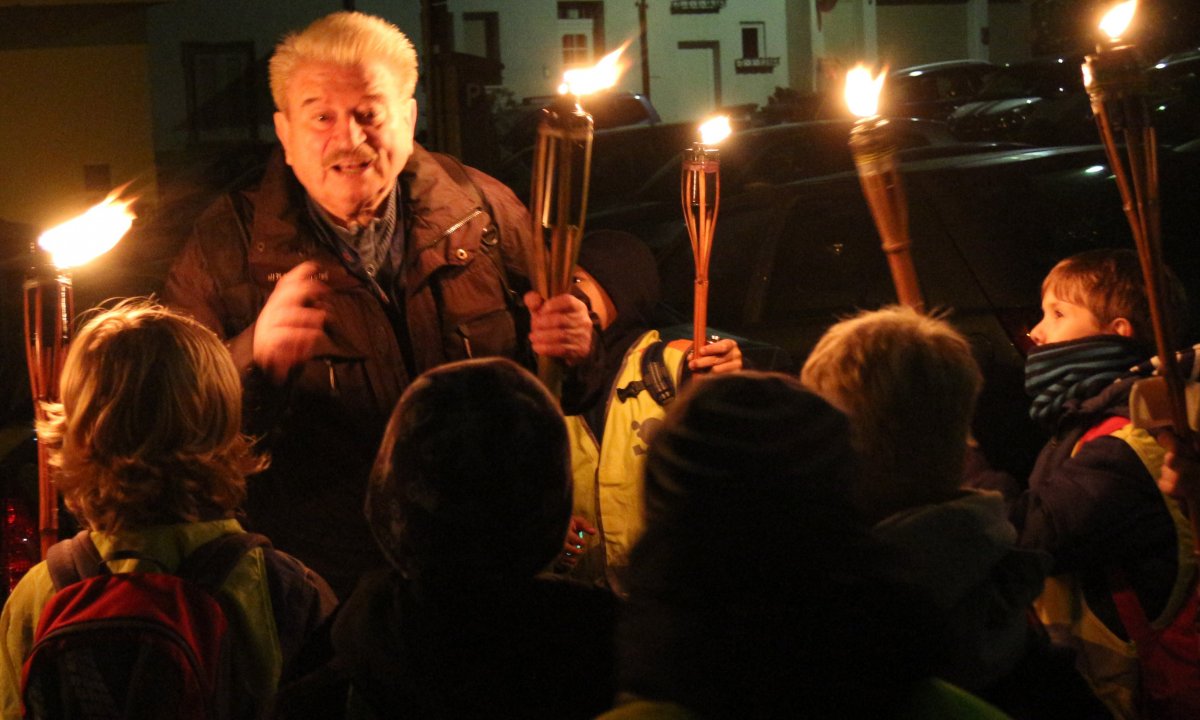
[
  {"left": 1100, "top": 0, "right": 1136, "bottom": 41},
  {"left": 558, "top": 42, "right": 629, "bottom": 98},
  {"left": 845, "top": 64, "right": 887, "bottom": 119},
  {"left": 699, "top": 115, "right": 732, "bottom": 146},
  {"left": 38, "top": 190, "right": 136, "bottom": 269}
]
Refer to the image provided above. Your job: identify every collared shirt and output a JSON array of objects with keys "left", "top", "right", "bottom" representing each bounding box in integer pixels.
[
  {"left": 305, "top": 186, "right": 404, "bottom": 305},
  {"left": 304, "top": 184, "right": 415, "bottom": 375}
]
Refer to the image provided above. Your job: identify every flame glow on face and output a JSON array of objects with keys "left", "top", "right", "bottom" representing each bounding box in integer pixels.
[
  {"left": 38, "top": 191, "right": 136, "bottom": 269},
  {"left": 1100, "top": 0, "right": 1137, "bottom": 41},
  {"left": 845, "top": 65, "right": 887, "bottom": 119},
  {"left": 699, "top": 116, "right": 732, "bottom": 146},
  {"left": 558, "top": 43, "right": 629, "bottom": 97}
]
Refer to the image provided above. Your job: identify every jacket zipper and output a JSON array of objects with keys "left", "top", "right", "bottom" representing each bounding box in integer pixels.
[{"left": 413, "top": 208, "right": 484, "bottom": 253}]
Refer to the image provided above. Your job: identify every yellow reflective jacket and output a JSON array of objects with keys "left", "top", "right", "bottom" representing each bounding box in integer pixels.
[{"left": 564, "top": 330, "right": 690, "bottom": 595}]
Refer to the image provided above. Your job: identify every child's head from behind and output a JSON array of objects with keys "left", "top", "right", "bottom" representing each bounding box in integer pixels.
[
  {"left": 1031, "top": 248, "right": 1186, "bottom": 351},
  {"left": 40, "top": 299, "right": 262, "bottom": 533},
  {"left": 366, "top": 357, "right": 572, "bottom": 585},
  {"left": 800, "top": 306, "right": 982, "bottom": 522}
]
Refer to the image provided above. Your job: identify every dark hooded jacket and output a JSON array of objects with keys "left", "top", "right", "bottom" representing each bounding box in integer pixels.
[
  {"left": 319, "top": 569, "right": 617, "bottom": 720},
  {"left": 618, "top": 373, "right": 947, "bottom": 718},
  {"left": 162, "top": 145, "right": 602, "bottom": 596},
  {"left": 1011, "top": 377, "right": 1183, "bottom": 633},
  {"left": 270, "top": 358, "right": 619, "bottom": 720}
]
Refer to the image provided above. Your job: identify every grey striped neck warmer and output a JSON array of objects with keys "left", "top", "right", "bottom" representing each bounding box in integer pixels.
[{"left": 1025, "top": 335, "right": 1146, "bottom": 427}]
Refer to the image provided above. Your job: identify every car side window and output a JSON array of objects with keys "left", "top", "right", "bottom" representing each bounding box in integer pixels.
[
  {"left": 658, "top": 193, "right": 791, "bottom": 328},
  {"left": 763, "top": 188, "right": 894, "bottom": 318}
]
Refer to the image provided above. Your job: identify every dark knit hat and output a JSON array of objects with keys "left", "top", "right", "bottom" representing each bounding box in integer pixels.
[
  {"left": 643, "top": 370, "right": 859, "bottom": 527},
  {"left": 365, "top": 358, "right": 571, "bottom": 583},
  {"left": 576, "top": 229, "right": 661, "bottom": 327}
]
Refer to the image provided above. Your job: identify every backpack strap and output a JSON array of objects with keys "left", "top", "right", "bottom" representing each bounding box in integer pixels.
[
  {"left": 1074, "top": 415, "right": 1131, "bottom": 452},
  {"left": 45, "top": 530, "right": 268, "bottom": 593},
  {"left": 1076, "top": 416, "right": 1178, "bottom": 648},
  {"left": 175, "top": 531, "right": 272, "bottom": 594},
  {"left": 616, "top": 341, "right": 678, "bottom": 407},
  {"left": 44, "top": 530, "right": 104, "bottom": 590},
  {"left": 1108, "top": 567, "right": 1156, "bottom": 646}
]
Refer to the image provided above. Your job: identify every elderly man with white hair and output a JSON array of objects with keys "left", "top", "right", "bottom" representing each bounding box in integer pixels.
[{"left": 163, "top": 11, "right": 602, "bottom": 597}]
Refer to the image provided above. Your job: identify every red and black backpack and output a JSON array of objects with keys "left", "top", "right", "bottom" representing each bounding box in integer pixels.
[{"left": 20, "top": 530, "right": 268, "bottom": 720}]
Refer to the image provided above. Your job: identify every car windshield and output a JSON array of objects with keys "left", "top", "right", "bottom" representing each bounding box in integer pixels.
[{"left": 974, "top": 62, "right": 1081, "bottom": 100}]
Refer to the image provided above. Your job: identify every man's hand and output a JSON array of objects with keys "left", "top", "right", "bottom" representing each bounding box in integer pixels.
[
  {"left": 557, "top": 515, "right": 598, "bottom": 569},
  {"left": 253, "top": 260, "right": 333, "bottom": 385},
  {"left": 524, "top": 291, "right": 594, "bottom": 366},
  {"left": 690, "top": 338, "right": 743, "bottom": 375}
]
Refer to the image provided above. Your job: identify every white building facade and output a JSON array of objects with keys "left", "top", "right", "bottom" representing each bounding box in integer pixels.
[{"left": 445, "top": 0, "right": 1033, "bottom": 125}]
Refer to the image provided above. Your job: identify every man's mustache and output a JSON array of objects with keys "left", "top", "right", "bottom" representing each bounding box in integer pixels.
[{"left": 323, "top": 146, "right": 378, "bottom": 169}]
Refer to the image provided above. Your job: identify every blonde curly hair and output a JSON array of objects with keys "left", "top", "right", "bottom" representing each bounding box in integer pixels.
[{"left": 38, "top": 299, "right": 266, "bottom": 532}]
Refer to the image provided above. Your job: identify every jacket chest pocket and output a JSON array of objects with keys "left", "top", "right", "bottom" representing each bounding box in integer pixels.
[
  {"left": 432, "top": 251, "right": 521, "bottom": 362},
  {"left": 450, "top": 307, "right": 518, "bottom": 361}
]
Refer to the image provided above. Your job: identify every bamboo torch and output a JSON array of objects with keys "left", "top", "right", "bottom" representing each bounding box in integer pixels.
[
  {"left": 845, "top": 65, "right": 926, "bottom": 313},
  {"left": 1083, "top": 2, "right": 1198, "bottom": 550},
  {"left": 24, "top": 192, "right": 135, "bottom": 556},
  {"left": 681, "top": 115, "right": 731, "bottom": 355},
  {"left": 1083, "top": 1, "right": 1191, "bottom": 439},
  {"left": 527, "top": 45, "right": 626, "bottom": 398}
]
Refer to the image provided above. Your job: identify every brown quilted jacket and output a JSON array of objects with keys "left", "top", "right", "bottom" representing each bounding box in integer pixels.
[{"left": 162, "top": 144, "right": 600, "bottom": 597}]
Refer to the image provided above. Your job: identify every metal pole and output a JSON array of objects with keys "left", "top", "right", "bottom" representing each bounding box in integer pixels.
[{"left": 637, "top": 0, "right": 651, "bottom": 99}]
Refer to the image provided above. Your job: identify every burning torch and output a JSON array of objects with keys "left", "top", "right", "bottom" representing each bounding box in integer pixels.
[
  {"left": 845, "top": 65, "right": 926, "bottom": 313},
  {"left": 1083, "top": 1, "right": 1198, "bottom": 550},
  {"left": 526, "top": 45, "right": 626, "bottom": 397},
  {"left": 24, "top": 192, "right": 135, "bottom": 556},
  {"left": 681, "top": 115, "right": 731, "bottom": 355},
  {"left": 1083, "top": 1, "right": 1191, "bottom": 441}
]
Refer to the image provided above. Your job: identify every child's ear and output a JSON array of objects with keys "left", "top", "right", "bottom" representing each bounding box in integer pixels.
[{"left": 1106, "top": 317, "right": 1134, "bottom": 338}]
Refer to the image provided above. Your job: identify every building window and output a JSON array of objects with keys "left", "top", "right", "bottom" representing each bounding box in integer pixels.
[
  {"left": 735, "top": 22, "right": 778, "bottom": 74},
  {"left": 563, "top": 33, "right": 590, "bottom": 67},
  {"left": 558, "top": 1, "right": 605, "bottom": 57},
  {"left": 741, "top": 22, "right": 764, "bottom": 59},
  {"left": 182, "top": 41, "right": 259, "bottom": 144},
  {"left": 558, "top": 1, "right": 602, "bottom": 20},
  {"left": 462, "top": 12, "right": 500, "bottom": 63}
]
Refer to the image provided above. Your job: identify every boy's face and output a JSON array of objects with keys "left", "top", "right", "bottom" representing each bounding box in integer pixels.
[{"left": 1029, "top": 288, "right": 1125, "bottom": 345}]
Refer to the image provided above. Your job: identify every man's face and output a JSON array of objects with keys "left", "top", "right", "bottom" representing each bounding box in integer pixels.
[{"left": 274, "top": 59, "right": 416, "bottom": 226}]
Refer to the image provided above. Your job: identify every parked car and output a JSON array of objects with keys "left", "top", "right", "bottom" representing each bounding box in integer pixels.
[
  {"left": 606, "top": 143, "right": 1200, "bottom": 478},
  {"left": 496, "top": 121, "right": 697, "bottom": 209},
  {"left": 949, "top": 52, "right": 1200, "bottom": 148},
  {"left": 885, "top": 60, "right": 997, "bottom": 120},
  {"left": 499, "top": 90, "right": 661, "bottom": 158},
  {"left": 1147, "top": 48, "right": 1200, "bottom": 146},
  {"left": 947, "top": 55, "right": 1087, "bottom": 142},
  {"left": 588, "top": 118, "right": 1030, "bottom": 274}
]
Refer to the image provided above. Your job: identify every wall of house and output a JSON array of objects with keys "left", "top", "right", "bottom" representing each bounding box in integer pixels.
[
  {"left": 989, "top": 1, "right": 1034, "bottom": 64},
  {"left": 448, "top": 1, "right": 643, "bottom": 104},
  {"left": 878, "top": 4, "right": 971, "bottom": 68},
  {"left": 0, "top": 4, "right": 156, "bottom": 228},
  {"left": 819, "top": 0, "right": 875, "bottom": 67},
  {"left": 447, "top": 1, "right": 796, "bottom": 125},
  {"left": 145, "top": 0, "right": 367, "bottom": 154}
]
